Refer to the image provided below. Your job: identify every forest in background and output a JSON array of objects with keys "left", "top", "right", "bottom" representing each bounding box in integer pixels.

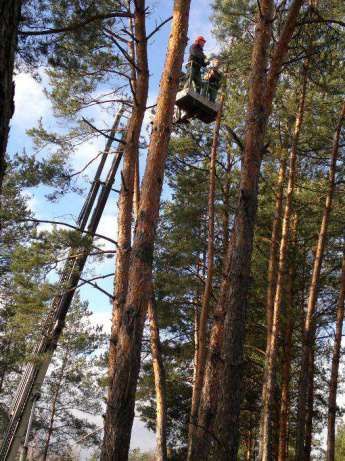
[{"left": 1, "top": 0, "right": 345, "bottom": 460}]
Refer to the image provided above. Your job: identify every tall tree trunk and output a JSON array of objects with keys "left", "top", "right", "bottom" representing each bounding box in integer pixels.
[
  {"left": 133, "top": 152, "right": 140, "bottom": 218},
  {"left": 295, "top": 101, "right": 345, "bottom": 460},
  {"left": 266, "top": 157, "right": 287, "bottom": 343},
  {"left": 187, "top": 98, "right": 223, "bottom": 456},
  {"left": 131, "top": 88, "right": 166, "bottom": 460},
  {"left": 221, "top": 149, "right": 232, "bottom": 255},
  {"left": 326, "top": 255, "right": 345, "bottom": 461},
  {"left": 148, "top": 294, "right": 168, "bottom": 461},
  {"left": 277, "top": 313, "right": 293, "bottom": 461},
  {"left": 101, "top": 2, "right": 191, "bottom": 459},
  {"left": 128, "top": 8, "right": 141, "bottom": 222},
  {"left": 260, "top": 68, "right": 308, "bottom": 461},
  {"left": 189, "top": 2, "right": 304, "bottom": 460},
  {"left": 0, "top": 0, "right": 22, "bottom": 193},
  {"left": 304, "top": 341, "right": 315, "bottom": 461},
  {"left": 277, "top": 248, "right": 297, "bottom": 461},
  {"left": 265, "top": 159, "right": 287, "bottom": 459},
  {"left": 109, "top": 0, "right": 149, "bottom": 378}
]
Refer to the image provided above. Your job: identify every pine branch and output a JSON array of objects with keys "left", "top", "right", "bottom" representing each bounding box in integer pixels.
[
  {"left": 225, "top": 126, "right": 244, "bottom": 151},
  {"left": 19, "top": 12, "right": 133, "bottom": 36}
]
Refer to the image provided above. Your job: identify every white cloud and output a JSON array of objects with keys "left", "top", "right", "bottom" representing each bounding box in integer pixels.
[
  {"left": 25, "top": 192, "right": 39, "bottom": 213},
  {"left": 97, "top": 212, "right": 118, "bottom": 245},
  {"left": 12, "top": 73, "right": 52, "bottom": 130},
  {"left": 91, "top": 311, "right": 112, "bottom": 334}
]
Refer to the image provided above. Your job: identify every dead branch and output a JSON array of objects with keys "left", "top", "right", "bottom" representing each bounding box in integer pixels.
[
  {"left": 21, "top": 218, "right": 118, "bottom": 246},
  {"left": 146, "top": 16, "right": 173, "bottom": 41},
  {"left": 81, "top": 118, "right": 126, "bottom": 144},
  {"left": 78, "top": 274, "right": 115, "bottom": 300}
]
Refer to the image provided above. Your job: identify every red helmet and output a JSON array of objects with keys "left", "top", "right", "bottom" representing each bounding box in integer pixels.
[{"left": 195, "top": 36, "right": 206, "bottom": 45}]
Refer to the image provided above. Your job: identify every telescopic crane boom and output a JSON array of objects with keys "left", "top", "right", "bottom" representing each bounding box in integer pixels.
[{"left": 0, "top": 106, "right": 126, "bottom": 461}]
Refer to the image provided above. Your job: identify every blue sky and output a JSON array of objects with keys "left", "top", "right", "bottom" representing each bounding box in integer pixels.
[{"left": 8, "top": 0, "right": 216, "bottom": 453}]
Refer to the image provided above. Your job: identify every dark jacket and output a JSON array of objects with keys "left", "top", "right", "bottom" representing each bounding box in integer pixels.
[
  {"left": 206, "top": 68, "right": 222, "bottom": 88},
  {"left": 189, "top": 44, "right": 207, "bottom": 68}
]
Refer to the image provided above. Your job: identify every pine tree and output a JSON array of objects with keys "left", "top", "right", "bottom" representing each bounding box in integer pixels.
[{"left": 32, "top": 295, "right": 106, "bottom": 460}]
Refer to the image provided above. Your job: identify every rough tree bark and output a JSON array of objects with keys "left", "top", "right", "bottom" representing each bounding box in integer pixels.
[
  {"left": 148, "top": 293, "right": 168, "bottom": 461},
  {"left": 0, "top": 0, "right": 22, "bottom": 193},
  {"left": 295, "top": 101, "right": 345, "bottom": 460},
  {"left": 188, "top": 2, "right": 305, "bottom": 460},
  {"left": 187, "top": 98, "right": 223, "bottom": 458},
  {"left": 109, "top": 0, "right": 149, "bottom": 379},
  {"left": 260, "top": 68, "right": 308, "bottom": 461},
  {"left": 326, "top": 255, "right": 345, "bottom": 461},
  {"left": 101, "top": 1, "right": 191, "bottom": 459}
]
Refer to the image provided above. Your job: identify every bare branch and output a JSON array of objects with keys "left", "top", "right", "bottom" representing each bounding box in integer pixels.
[
  {"left": 104, "top": 27, "right": 141, "bottom": 72},
  {"left": 81, "top": 118, "right": 126, "bottom": 144},
  {"left": 68, "top": 149, "right": 123, "bottom": 179},
  {"left": 146, "top": 16, "right": 173, "bottom": 41},
  {"left": 21, "top": 218, "right": 118, "bottom": 246},
  {"left": 78, "top": 274, "right": 115, "bottom": 300}
]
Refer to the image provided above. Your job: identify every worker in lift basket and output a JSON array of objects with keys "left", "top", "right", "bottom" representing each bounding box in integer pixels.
[
  {"left": 205, "top": 58, "right": 223, "bottom": 102},
  {"left": 187, "top": 36, "right": 208, "bottom": 93}
]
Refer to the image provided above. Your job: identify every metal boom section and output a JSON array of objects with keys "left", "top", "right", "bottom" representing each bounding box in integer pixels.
[{"left": 0, "top": 106, "right": 126, "bottom": 461}]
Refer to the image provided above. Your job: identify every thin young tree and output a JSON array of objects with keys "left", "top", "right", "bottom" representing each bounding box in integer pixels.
[
  {"left": 148, "top": 293, "right": 168, "bottom": 461},
  {"left": 327, "top": 253, "right": 345, "bottom": 461},
  {"left": 265, "top": 157, "right": 287, "bottom": 345}
]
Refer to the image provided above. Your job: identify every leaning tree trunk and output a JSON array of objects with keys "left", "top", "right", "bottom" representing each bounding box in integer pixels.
[
  {"left": 295, "top": 101, "right": 345, "bottom": 460},
  {"left": 148, "top": 294, "right": 168, "bottom": 461},
  {"left": 189, "top": 2, "right": 304, "bottom": 460},
  {"left": 326, "top": 255, "right": 345, "bottom": 461},
  {"left": 0, "top": 0, "right": 22, "bottom": 193},
  {"left": 109, "top": 0, "right": 149, "bottom": 379},
  {"left": 187, "top": 98, "right": 223, "bottom": 457},
  {"left": 101, "top": 2, "right": 191, "bottom": 459},
  {"left": 260, "top": 68, "right": 308, "bottom": 461}
]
